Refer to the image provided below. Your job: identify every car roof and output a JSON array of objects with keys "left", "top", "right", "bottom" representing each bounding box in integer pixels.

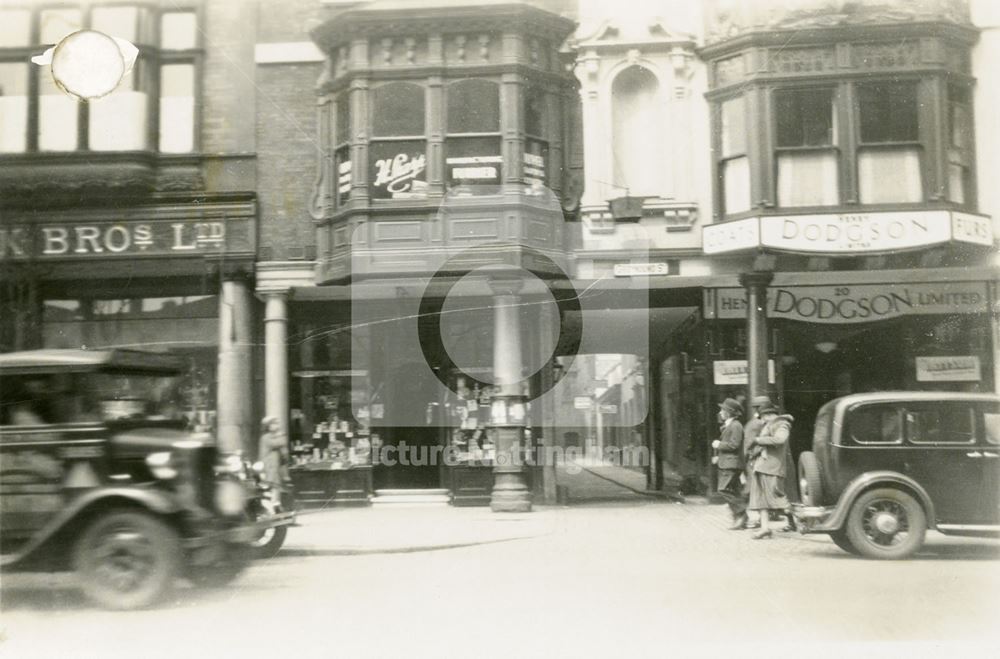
[
  {"left": 830, "top": 391, "right": 1000, "bottom": 409},
  {"left": 0, "top": 349, "right": 184, "bottom": 374}
]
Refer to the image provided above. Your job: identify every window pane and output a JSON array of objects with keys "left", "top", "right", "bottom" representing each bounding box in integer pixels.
[
  {"left": 446, "top": 136, "right": 501, "bottom": 186},
  {"left": 335, "top": 96, "right": 351, "bottom": 145},
  {"left": 907, "top": 405, "right": 975, "bottom": 444},
  {"left": 92, "top": 5, "right": 139, "bottom": 42},
  {"left": 985, "top": 406, "right": 1000, "bottom": 445},
  {"left": 775, "top": 88, "right": 833, "bottom": 147},
  {"left": 949, "top": 86, "right": 972, "bottom": 150},
  {"left": 39, "top": 70, "right": 78, "bottom": 151},
  {"left": 859, "top": 83, "right": 918, "bottom": 143},
  {"left": 525, "top": 139, "right": 548, "bottom": 188},
  {"left": 447, "top": 79, "right": 500, "bottom": 134},
  {"left": 90, "top": 90, "right": 149, "bottom": 150},
  {"left": 524, "top": 87, "right": 544, "bottom": 137},
  {"left": 721, "top": 96, "right": 746, "bottom": 157},
  {"left": 948, "top": 161, "right": 968, "bottom": 205},
  {"left": 369, "top": 140, "right": 427, "bottom": 199},
  {"left": 161, "top": 12, "right": 198, "bottom": 50},
  {"left": 0, "top": 9, "right": 31, "bottom": 47},
  {"left": 777, "top": 151, "right": 838, "bottom": 206},
  {"left": 722, "top": 156, "right": 750, "bottom": 214},
  {"left": 858, "top": 147, "right": 922, "bottom": 203},
  {"left": 0, "top": 63, "right": 29, "bottom": 153},
  {"left": 336, "top": 145, "right": 352, "bottom": 206},
  {"left": 850, "top": 406, "right": 902, "bottom": 444},
  {"left": 372, "top": 83, "right": 425, "bottom": 136},
  {"left": 160, "top": 64, "right": 195, "bottom": 153},
  {"left": 40, "top": 8, "right": 83, "bottom": 44}
]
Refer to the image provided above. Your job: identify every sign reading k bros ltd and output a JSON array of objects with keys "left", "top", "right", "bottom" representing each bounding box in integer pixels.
[
  {"left": 704, "top": 282, "right": 989, "bottom": 323},
  {"left": 703, "top": 210, "right": 994, "bottom": 255},
  {"left": 0, "top": 218, "right": 254, "bottom": 260}
]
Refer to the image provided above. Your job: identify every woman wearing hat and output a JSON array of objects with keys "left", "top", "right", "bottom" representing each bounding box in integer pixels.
[
  {"left": 712, "top": 398, "right": 747, "bottom": 529},
  {"left": 746, "top": 404, "right": 794, "bottom": 539},
  {"left": 259, "top": 415, "right": 290, "bottom": 484}
]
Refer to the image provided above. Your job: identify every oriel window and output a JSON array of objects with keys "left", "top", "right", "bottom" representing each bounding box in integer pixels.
[{"left": 445, "top": 78, "right": 501, "bottom": 190}]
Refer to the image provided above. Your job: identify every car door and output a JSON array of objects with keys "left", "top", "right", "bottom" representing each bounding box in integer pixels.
[
  {"left": 903, "top": 401, "right": 988, "bottom": 525},
  {"left": 978, "top": 401, "right": 1000, "bottom": 525}
]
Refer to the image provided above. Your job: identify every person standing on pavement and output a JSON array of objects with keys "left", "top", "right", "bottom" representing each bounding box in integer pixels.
[
  {"left": 747, "top": 403, "right": 793, "bottom": 540},
  {"left": 259, "top": 415, "right": 290, "bottom": 485},
  {"left": 742, "top": 396, "right": 772, "bottom": 529},
  {"left": 712, "top": 398, "right": 747, "bottom": 530}
]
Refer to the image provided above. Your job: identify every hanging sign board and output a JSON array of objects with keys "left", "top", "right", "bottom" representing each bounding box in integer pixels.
[
  {"left": 915, "top": 356, "right": 981, "bottom": 382},
  {"left": 713, "top": 360, "right": 776, "bottom": 385}
]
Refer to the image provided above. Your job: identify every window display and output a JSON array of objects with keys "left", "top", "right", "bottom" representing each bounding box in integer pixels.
[{"left": 291, "top": 370, "right": 374, "bottom": 470}]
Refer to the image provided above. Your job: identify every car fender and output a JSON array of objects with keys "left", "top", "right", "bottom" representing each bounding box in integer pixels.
[
  {"left": 1, "top": 487, "right": 183, "bottom": 568},
  {"left": 826, "top": 471, "right": 937, "bottom": 531}
]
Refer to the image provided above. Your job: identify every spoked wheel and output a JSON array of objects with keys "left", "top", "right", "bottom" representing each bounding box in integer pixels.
[
  {"left": 250, "top": 525, "right": 288, "bottom": 560},
  {"left": 845, "top": 488, "right": 926, "bottom": 560},
  {"left": 74, "top": 510, "right": 181, "bottom": 610}
]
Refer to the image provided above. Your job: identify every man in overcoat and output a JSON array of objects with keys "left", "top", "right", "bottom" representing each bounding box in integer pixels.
[{"left": 712, "top": 398, "right": 746, "bottom": 529}]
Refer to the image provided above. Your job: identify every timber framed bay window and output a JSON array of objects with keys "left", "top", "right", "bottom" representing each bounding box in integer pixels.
[
  {"left": 706, "top": 25, "right": 979, "bottom": 218},
  {"left": 369, "top": 81, "right": 426, "bottom": 200},
  {"left": 445, "top": 78, "right": 501, "bottom": 190},
  {"left": 0, "top": 4, "right": 199, "bottom": 154}
]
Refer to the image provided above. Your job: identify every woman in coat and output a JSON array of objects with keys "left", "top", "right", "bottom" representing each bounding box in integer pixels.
[
  {"left": 258, "top": 415, "right": 290, "bottom": 484},
  {"left": 747, "top": 404, "right": 793, "bottom": 539}
]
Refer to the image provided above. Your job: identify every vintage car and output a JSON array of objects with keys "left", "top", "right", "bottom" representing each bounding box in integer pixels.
[
  {"left": 793, "top": 391, "right": 1000, "bottom": 559},
  {"left": 0, "top": 349, "right": 279, "bottom": 608}
]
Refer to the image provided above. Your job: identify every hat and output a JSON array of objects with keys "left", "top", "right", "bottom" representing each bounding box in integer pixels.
[
  {"left": 758, "top": 404, "right": 780, "bottom": 416},
  {"left": 750, "top": 395, "right": 773, "bottom": 409},
  {"left": 718, "top": 398, "right": 743, "bottom": 417}
]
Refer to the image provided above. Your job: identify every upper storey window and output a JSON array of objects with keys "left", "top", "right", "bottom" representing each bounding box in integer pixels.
[
  {"left": 0, "top": 5, "right": 199, "bottom": 155},
  {"left": 719, "top": 95, "right": 750, "bottom": 215},
  {"left": 445, "top": 78, "right": 501, "bottom": 189},
  {"left": 775, "top": 88, "right": 838, "bottom": 207},
  {"left": 857, "top": 82, "right": 921, "bottom": 204},
  {"left": 370, "top": 82, "right": 426, "bottom": 199}
]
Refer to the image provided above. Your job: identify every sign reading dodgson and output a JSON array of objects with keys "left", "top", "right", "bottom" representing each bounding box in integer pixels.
[
  {"left": 0, "top": 219, "right": 250, "bottom": 260},
  {"left": 704, "top": 282, "right": 989, "bottom": 323}
]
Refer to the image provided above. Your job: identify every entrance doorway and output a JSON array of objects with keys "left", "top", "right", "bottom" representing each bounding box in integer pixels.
[{"left": 374, "top": 360, "right": 444, "bottom": 489}]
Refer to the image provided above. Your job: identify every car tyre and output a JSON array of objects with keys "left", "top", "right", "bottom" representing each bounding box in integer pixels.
[
  {"left": 74, "top": 509, "right": 181, "bottom": 610},
  {"left": 828, "top": 529, "right": 860, "bottom": 555},
  {"left": 187, "top": 543, "right": 251, "bottom": 587},
  {"left": 845, "top": 488, "right": 927, "bottom": 560},
  {"left": 250, "top": 525, "right": 288, "bottom": 560},
  {"left": 797, "top": 451, "right": 823, "bottom": 506}
]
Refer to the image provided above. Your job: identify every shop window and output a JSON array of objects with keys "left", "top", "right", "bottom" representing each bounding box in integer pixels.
[
  {"left": 0, "top": 6, "right": 199, "bottom": 154},
  {"left": 857, "top": 82, "right": 922, "bottom": 204},
  {"left": 611, "top": 65, "right": 663, "bottom": 197},
  {"left": 775, "top": 88, "right": 838, "bottom": 207},
  {"left": 370, "top": 82, "right": 426, "bottom": 199},
  {"left": 719, "top": 95, "right": 750, "bottom": 214},
  {"left": 906, "top": 405, "right": 976, "bottom": 444},
  {"left": 445, "top": 78, "right": 501, "bottom": 189},
  {"left": 947, "top": 84, "right": 973, "bottom": 205}
]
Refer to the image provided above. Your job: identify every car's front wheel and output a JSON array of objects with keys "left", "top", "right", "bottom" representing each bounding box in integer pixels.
[
  {"left": 250, "top": 525, "right": 288, "bottom": 560},
  {"left": 74, "top": 509, "right": 181, "bottom": 610},
  {"left": 845, "top": 488, "right": 927, "bottom": 560}
]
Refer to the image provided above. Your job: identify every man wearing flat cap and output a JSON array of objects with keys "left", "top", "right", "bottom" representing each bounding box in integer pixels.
[{"left": 712, "top": 398, "right": 746, "bottom": 529}]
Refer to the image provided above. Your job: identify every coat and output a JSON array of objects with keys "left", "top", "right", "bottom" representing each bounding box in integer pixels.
[
  {"left": 750, "top": 414, "right": 793, "bottom": 477},
  {"left": 259, "top": 429, "right": 290, "bottom": 483},
  {"left": 716, "top": 418, "right": 744, "bottom": 470}
]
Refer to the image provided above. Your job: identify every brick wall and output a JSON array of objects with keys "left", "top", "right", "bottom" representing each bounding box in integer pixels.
[{"left": 201, "top": 0, "right": 257, "bottom": 155}]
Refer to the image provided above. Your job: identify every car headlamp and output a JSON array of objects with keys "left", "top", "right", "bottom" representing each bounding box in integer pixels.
[
  {"left": 214, "top": 480, "right": 247, "bottom": 516},
  {"left": 145, "top": 451, "right": 177, "bottom": 480}
]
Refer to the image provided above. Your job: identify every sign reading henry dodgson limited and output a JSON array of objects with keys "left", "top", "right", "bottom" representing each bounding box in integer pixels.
[
  {"left": 704, "top": 282, "right": 989, "bottom": 323},
  {"left": 0, "top": 217, "right": 254, "bottom": 260},
  {"left": 703, "top": 210, "right": 994, "bottom": 254}
]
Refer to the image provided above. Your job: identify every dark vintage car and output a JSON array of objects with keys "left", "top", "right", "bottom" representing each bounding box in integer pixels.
[
  {"left": 0, "top": 349, "right": 282, "bottom": 608},
  {"left": 793, "top": 391, "right": 1000, "bottom": 559}
]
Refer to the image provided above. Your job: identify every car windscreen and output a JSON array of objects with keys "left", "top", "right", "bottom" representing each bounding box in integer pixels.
[{"left": 90, "top": 371, "right": 186, "bottom": 424}]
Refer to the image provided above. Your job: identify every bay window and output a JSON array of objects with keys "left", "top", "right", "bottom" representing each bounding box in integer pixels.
[
  {"left": 370, "top": 82, "right": 426, "bottom": 199},
  {"left": 775, "top": 88, "right": 838, "bottom": 207},
  {"left": 445, "top": 78, "right": 501, "bottom": 189},
  {"left": 719, "top": 96, "right": 750, "bottom": 214},
  {"left": 0, "top": 5, "right": 198, "bottom": 154}
]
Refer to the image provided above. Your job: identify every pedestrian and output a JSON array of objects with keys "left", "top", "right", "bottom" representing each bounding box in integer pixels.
[
  {"left": 741, "top": 395, "right": 772, "bottom": 529},
  {"left": 258, "top": 415, "right": 290, "bottom": 484},
  {"left": 747, "top": 403, "right": 794, "bottom": 539},
  {"left": 711, "top": 398, "right": 747, "bottom": 530}
]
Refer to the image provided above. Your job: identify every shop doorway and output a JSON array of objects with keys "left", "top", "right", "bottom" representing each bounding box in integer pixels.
[{"left": 374, "top": 360, "right": 444, "bottom": 490}]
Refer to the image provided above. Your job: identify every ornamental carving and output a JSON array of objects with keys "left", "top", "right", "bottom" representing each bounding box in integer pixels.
[
  {"left": 850, "top": 42, "right": 920, "bottom": 69},
  {"left": 770, "top": 47, "right": 835, "bottom": 74},
  {"left": 714, "top": 55, "right": 745, "bottom": 86}
]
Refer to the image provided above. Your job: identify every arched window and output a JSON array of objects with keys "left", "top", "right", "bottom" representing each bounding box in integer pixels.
[
  {"left": 611, "top": 65, "right": 664, "bottom": 197},
  {"left": 445, "top": 79, "right": 501, "bottom": 189},
  {"left": 370, "top": 82, "right": 427, "bottom": 199}
]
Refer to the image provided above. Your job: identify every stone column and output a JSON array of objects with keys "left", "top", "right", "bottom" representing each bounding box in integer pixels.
[
  {"left": 264, "top": 292, "right": 289, "bottom": 437},
  {"left": 217, "top": 272, "right": 254, "bottom": 455},
  {"left": 740, "top": 271, "right": 774, "bottom": 405},
  {"left": 489, "top": 276, "right": 532, "bottom": 513}
]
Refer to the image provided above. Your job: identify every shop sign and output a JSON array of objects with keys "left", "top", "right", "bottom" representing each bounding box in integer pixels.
[
  {"left": 446, "top": 155, "right": 502, "bottom": 184},
  {"left": 598, "top": 403, "right": 618, "bottom": 414},
  {"left": 337, "top": 159, "right": 352, "bottom": 199},
  {"left": 0, "top": 218, "right": 252, "bottom": 261},
  {"left": 613, "top": 262, "right": 670, "bottom": 277},
  {"left": 702, "top": 210, "right": 994, "bottom": 254},
  {"left": 573, "top": 396, "right": 592, "bottom": 410},
  {"left": 369, "top": 142, "right": 427, "bottom": 199},
  {"left": 524, "top": 141, "right": 547, "bottom": 187},
  {"left": 704, "top": 282, "right": 989, "bottom": 324},
  {"left": 703, "top": 217, "right": 760, "bottom": 254},
  {"left": 915, "top": 356, "right": 981, "bottom": 382},
  {"left": 713, "top": 360, "right": 776, "bottom": 386}
]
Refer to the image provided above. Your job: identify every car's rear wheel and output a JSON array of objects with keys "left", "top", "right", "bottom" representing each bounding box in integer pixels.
[
  {"left": 797, "top": 451, "right": 823, "bottom": 506},
  {"left": 74, "top": 510, "right": 181, "bottom": 610},
  {"left": 250, "top": 525, "right": 288, "bottom": 560},
  {"left": 845, "top": 488, "right": 927, "bottom": 560},
  {"left": 829, "top": 529, "right": 860, "bottom": 555}
]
